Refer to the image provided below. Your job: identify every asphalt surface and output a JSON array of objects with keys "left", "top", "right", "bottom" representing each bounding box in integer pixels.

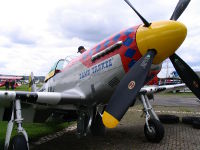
[
  {"left": 30, "top": 94, "right": 200, "bottom": 150},
  {"left": 153, "top": 94, "right": 200, "bottom": 107}
]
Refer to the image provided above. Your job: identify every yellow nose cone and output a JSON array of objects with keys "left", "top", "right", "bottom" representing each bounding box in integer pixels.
[{"left": 136, "top": 20, "right": 187, "bottom": 64}]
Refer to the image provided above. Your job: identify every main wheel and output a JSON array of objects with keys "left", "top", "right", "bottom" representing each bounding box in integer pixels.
[
  {"left": 9, "top": 135, "right": 28, "bottom": 150},
  {"left": 144, "top": 119, "right": 164, "bottom": 143},
  {"left": 90, "top": 112, "right": 105, "bottom": 136}
]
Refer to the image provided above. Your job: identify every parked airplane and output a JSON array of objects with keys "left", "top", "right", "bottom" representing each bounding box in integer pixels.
[
  {"left": 0, "top": 76, "right": 22, "bottom": 89},
  {"left": 0, "top": 0, "right": 199, "bottom": 149},
  {"left": 0, "top": 76, "right": 22, "bottom": 80}
]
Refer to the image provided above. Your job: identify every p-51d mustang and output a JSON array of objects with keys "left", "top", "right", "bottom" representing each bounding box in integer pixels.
[{"left": 1, "top": 0, "right": 200, "bottom": 149}]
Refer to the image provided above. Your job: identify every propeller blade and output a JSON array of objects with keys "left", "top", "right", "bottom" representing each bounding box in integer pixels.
[
  {"left": 170, "top": 0, "right": 191, "bottom": 20},
  {"left": 170, "top": 53, "right": 200, "bottom": 99},
  {"left": 102, "top": 50, "right": 156, "bottom": 128},
  {"left": 124, "top": 0, "right": 151, "bottom": 27}
]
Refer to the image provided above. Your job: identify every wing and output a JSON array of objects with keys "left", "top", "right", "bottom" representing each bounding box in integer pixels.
[
  {"left": 0, "top": 76, "right": 22, "bottom": 80},
  {"left": 0, "top": 90, "right": 86, "bottom": 107},
  {"left": 140, "top": 83, "right": 186, "bottom": 94}
]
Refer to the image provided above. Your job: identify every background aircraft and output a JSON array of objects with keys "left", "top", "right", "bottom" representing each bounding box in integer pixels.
[
  {"left": 0, "top": 76, "right": 22, "bottom": 89},
  {"left": 0, "top": 0, "right": 200, "bottom": 150}
]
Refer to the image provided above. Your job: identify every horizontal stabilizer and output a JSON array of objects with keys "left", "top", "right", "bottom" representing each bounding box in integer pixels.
[{"left": 140, "top": 83, "right": 185, "bottom": 94}]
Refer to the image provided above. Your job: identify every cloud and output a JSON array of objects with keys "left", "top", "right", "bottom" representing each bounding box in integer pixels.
[
  {"left": 47, "top": 0, "right": 190, "bottom": 43},
  {"left": 8, "top": 28, "right": 37, "bottom": 46},
  {"left": 48, "top": 2, "right": 127, "bottom": 42},
  {"left": 0, "top": 26, "right": 39, "bottom": 47},
  {"left": 0, "top": 47, "right": 79, "bottom": 76},
  {"left": 0, "top": 0, "right": 200, "bottom": 77}
]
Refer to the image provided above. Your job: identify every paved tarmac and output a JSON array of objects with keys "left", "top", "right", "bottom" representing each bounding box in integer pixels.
[
  {"left": 153, "top": 94, "right": 200, "bottom": 107},
  {"left": 30, "top": 94, "right": 200, "bottom": 150}
]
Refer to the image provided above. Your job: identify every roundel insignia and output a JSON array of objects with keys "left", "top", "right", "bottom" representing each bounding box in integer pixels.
[
  {"left": 128, "top": 81, "right": 136, "bottom": 90},
  {"left": 193, "top": 81, "right": 199, "bottom": 88}
]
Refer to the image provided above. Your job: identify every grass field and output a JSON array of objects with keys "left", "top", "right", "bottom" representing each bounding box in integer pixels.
[
  {"left": 0, "top": 84, "right": 29, "bottom": 91},
  {"left": 0, "top": 83, "right": 43, "bottom": 91},
  {"left": 0, "top": 84, "right": 72, "bottom": 148},
  {"left": 0, "top": 121, "right": 71, "bottom": 148}
]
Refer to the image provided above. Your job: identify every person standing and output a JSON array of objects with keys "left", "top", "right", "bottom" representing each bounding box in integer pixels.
[
  {"left": 10, "top": 80, "right": 15, "bottom": 90},
  {"left": 5, "top": 80, "right": 9, "bottom": 90},
  {"left": 77, "top": 46, "right": 86, "bottom": 54}
]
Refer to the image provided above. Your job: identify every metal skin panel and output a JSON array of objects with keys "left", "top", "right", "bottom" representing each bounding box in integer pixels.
[
  {"left": 47, "top": 54, "right": 125, "bottom": 105},
  {"left": 0, "top": 91, "right": 16, "bottom": 106},
  {"left": 81, "top": 55, "right": 125, "bottom": 104}
]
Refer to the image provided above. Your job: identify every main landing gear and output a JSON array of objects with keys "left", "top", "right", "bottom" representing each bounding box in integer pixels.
[
  {"left": 90, "top": 107, "right": 105, "bottom": 136},
  {"left": 77, "top": 106, "right": 105, "bottom": 138},
  {"left": 4, "top": 99, "right": 29, "bottom": 150},
  {"left": 140, "top": 94, "right": 164, "bottom": 143}
]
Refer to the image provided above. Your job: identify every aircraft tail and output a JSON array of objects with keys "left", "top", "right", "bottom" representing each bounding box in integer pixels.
[{"left": 29, "top": 72, "right": 37, "bottom": 92}]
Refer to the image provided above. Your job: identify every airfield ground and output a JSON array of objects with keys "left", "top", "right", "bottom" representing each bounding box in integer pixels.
[{"left": 30, "top": 93, "right": 200, "bottom": 150}]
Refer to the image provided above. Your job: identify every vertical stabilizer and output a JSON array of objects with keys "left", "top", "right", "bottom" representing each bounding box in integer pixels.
[{"left": 29, "top": 72, "right": 37, "bottom": 92}]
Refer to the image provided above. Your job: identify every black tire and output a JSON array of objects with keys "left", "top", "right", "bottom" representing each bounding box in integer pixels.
[
  {"left": 182, "top": 116, "right": 200, "bottom": 125},
  {"left": 192, "top": 120, "right": 200, "bottom": 129},
  {"left": 90, "top": 112, "right": 105, "bottom": 136},
  {"left": 9, "top": 135, "right": 28, "bottom": 150},
  {"left": 144, "top": 119, "right": 164, "bottom": 143},
  {"left": 158, "top": 114, "right": 179, "bottom": 124}
]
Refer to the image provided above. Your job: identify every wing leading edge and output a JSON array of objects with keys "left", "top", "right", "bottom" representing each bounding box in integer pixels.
[{"left": 0, "top": 91, "right": 86, "bottom": 107}]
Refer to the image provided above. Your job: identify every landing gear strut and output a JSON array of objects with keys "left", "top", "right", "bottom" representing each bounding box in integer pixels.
[
  {"left": 90, "top": 106, "right": 105, "bottom": 136},
  {"left": 4, "top": 99, "right": 29, "bottom": 150},
  {"left": 140, "top": 94, "right": 164, "bottom": 143},
  {"left": 77, "top": 109, "right": 92, "bottom": 138},
  {"left": 77, "top": 106, "right": 105, "bottom": 138}
]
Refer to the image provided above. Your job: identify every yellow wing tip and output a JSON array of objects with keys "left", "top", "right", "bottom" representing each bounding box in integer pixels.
[{"left": 102, "top": 111, "right": 119, "bottom": 128}]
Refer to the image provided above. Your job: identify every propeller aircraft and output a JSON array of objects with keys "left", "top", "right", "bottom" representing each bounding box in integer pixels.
[
  {"left": 0, "top": 76, "right": 22, "bottom": 89},
  {"left": 1, "top": 0, "right": 200, "bottom": 149}
]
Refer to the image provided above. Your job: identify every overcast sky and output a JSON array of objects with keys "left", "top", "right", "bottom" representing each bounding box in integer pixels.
[{"left": 0, "top": 0, "right": 199, "bottom": 77}]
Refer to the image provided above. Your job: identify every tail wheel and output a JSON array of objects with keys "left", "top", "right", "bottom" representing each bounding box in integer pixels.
[
  {"left": 144, "top": 119, "right": 164, "bottom": 143},
  {"left": 9, "top": 135, "right": 28, "bottom": 150}
]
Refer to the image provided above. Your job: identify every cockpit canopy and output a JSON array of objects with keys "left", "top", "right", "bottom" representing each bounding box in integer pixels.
[{"left": 44, "top": 55, "right": 77, "bottom": 82}]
